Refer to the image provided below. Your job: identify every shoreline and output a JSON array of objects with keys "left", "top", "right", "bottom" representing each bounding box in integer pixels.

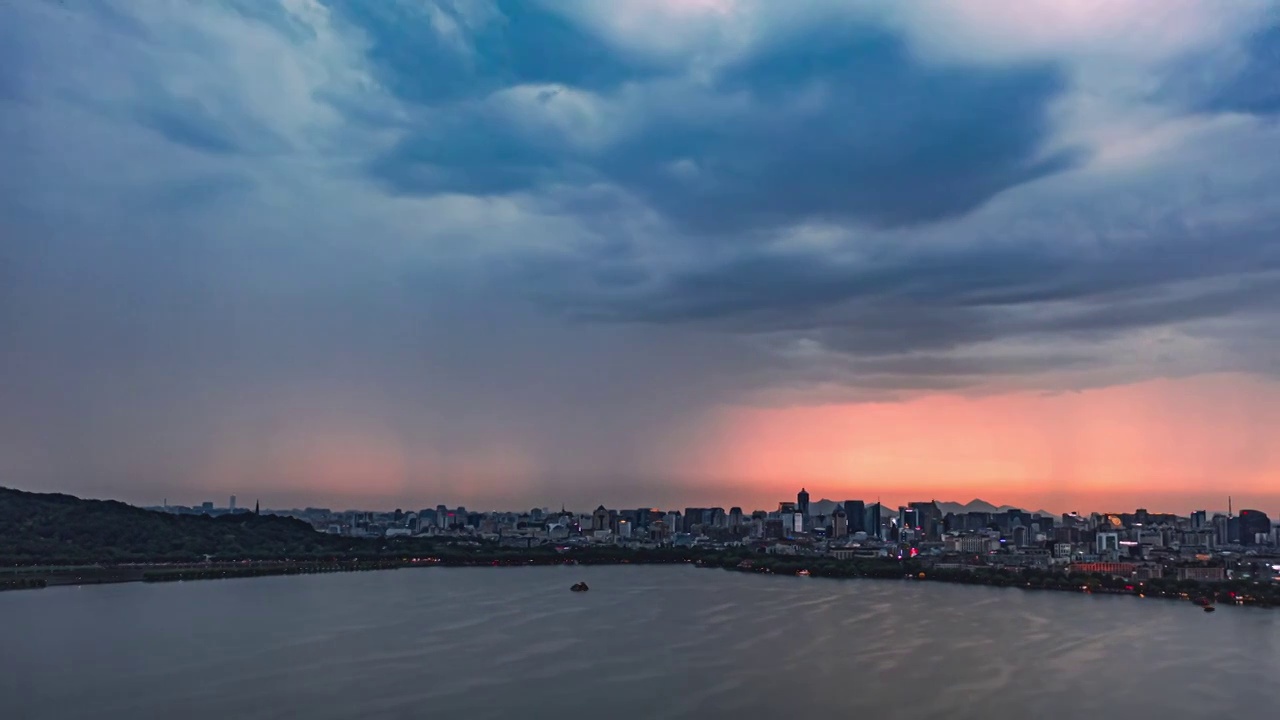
[
  {"left": 3, "top": 552, "right": 1275, "bottom": 609},
  {"left": 0, "top": 554, "right": 701, "bottom": 590}
]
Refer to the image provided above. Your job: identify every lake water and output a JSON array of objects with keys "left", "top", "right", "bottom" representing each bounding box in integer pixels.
[{"left": 4, "top": 565, "right": 1279, "bottom": 719}]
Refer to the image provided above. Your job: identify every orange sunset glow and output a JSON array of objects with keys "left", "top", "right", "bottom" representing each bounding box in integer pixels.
[
  {"left": 692, "top": 374, "right": 1280, "bottom": 516},
  {"left": 157, "top": 373, "right": 1280, "bottom": 519}
]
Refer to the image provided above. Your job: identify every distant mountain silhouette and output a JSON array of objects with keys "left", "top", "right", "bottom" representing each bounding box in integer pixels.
[
  {"left": 809, "top": 500, "right": 841, "bottom": 516},
  {"left": 809, "top": 499, "right": 901, "bottom": 518},
  {"left": 810, "top": 498, "right": 1053, "bottom": 518},
  {"left": 935, "top": 499, "right": 1055, "bottom": 517}
]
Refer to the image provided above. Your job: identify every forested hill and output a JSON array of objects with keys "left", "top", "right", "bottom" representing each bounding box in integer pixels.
[{"left": 0, "top": 486, "right": 355, "bottom": 565}]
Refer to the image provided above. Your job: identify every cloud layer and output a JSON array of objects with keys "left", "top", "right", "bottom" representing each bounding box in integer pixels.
[{"left": 1, "top": 0, "right": 1277, "bottom": 509}]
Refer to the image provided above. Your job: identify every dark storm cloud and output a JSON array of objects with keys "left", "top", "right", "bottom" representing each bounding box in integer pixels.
[
  {"left": 599, "top": 27, "right": 1077, "bottom": 232},
  {"left": 845, "top": 351, "right": 1096, "bottom": 379},
  {"left": 367, "top": 9, "right": 1077, "bottom": 231},
  {"left": 1160, "top": 18, "right": 1280, "bottom": 117},
  {"left": 137, "top": 173, "right": 258, "bottom": 212},
  {"left": 134, "top": 98, "right": 250, "bottom": 155},
  {"left": 559, "top": 220, "right": 1280, "bottom": 331},
  {"left": 323, "top": 0, "right": 659, "bottom": 104},
  {"left": 371, "top": 109, "right": 567, "bottom": 195},
  {"left": 131, "top": 82, "right": 293, "bottom": 157},
  {"left": 494, "top": 185, "right": 1280, "bottom": 381},
  {"left": 1199, "top": 23, "right": 1280, "bottom": 116}
]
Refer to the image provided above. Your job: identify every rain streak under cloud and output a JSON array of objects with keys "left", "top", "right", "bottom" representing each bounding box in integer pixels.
[{"left": 1, "top": 0, "right": 1278, "bottom": 514}]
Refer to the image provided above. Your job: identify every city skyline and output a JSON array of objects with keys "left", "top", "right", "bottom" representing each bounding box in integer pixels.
[
  {"left": 68, "top": 484, "right": 1279, "bottom": 523},
  {"left": 125, "top": 485, "right": 1278, "bottom": 556},
  {"left": 2, "top": 2, "right": 1279, "bottom": 514}
]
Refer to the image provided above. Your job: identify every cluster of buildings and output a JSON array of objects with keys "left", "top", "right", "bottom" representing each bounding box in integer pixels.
[
  {"left": 150, "top": 491, "right": 1280, "bottom": 583},
  {"left": 149, "top": 495, "right": 258, "bottom": 517}
]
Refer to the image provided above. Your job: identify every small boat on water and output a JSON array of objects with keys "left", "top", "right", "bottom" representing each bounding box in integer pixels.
[
  {"left": 570, "top": 582, "right": 589, "bottom": 592},
  {"left": 797, "top": 570, "right": 811, "bottom": 577},
  {"left": 1203, "top": 605, "right": 1216, "bottom": 613}
]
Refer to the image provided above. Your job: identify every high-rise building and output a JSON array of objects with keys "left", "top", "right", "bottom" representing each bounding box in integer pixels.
[
  {"left": 729, "top": 507, "right": 744, "bottom": 527},
  {"left": 865, "top": 503, "right": 883, "bottom": 540},
  {"left": 683, "top": 507, "right": 705, "bottom": 533},
  {"left": 900, "top": 507, "right": 920, "bottom": 533},
  {"left": 201, "top": 501, "right": 214, "bottom": 514},
  {"left": 1191, "top": 510, "right": 1206, "bottom": 529},
  {"left": 1238, "top": 510, "right": 1271, "bottom": 545},
  {"left": 640, "top": 509, "right": 663, "bottom": 528},
  {"left": 1212, "top": 514, "right": 1230, "bottom": 545},
  {"left": 229, "top": 495, "right": 236, "bottom": 512},
  {"left": 843, "top": 500, "right": 865, "bottom": 534},
  {"left": 909, "top": 501, "right": 942, "bottom": 540},
  {"left": 1012, "top": 525, "right": 1029, "bottom": 547},
  {"left": 764, "top": 519, "right": 784, "bottom": 540},
  {"left": 797, "top": 488, "right": 810, "bottom": 518},
  {"left": 665, "top": 511, "right": 682, "bottom": 534},
  {"left": 1005, "top": 509, "right": 1032, "bottom": 531},
  {"left": 778, "top": 509, "right": 804, "bottom": 535},
  {"left": 709, "top": 507, "right": 727, "bottom": 528},
  {"left": 832, "top": 509, "right": 848, "bottom": 538}
]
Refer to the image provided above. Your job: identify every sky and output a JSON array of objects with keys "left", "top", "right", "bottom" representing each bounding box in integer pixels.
[{"left": 1, "top": 0, "right": 1278, "bottom": 516}]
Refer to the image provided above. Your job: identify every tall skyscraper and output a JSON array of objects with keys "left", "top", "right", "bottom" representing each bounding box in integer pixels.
[
  {"left": 909, "top": 501, "right": 942, "bottom": 540},
  {"left": 665, "top": 511, "right": 682, "bottom": 534},
  {"left": 900, "top": 507, "right": 919, "bottom": 533},
  {"left": 865, "top": 503, "right": 883, "bottom": 540},
  {"left": 1238, "top": 509, "right": 1271, "bottom": 545},
  {"left": 1213, "top": 514, "right": 1230, "bottom": 545},
  {"left": 844, "top": 500, "right": 865, "bottom": 534},
  {"left": 797, "top": 488, "right": 810, "bottom": 518},
  {"left": 832, "top": 509, "right": 848, "bottom": 538},
  {"left": 683, "top": 507, "right": 706, "bottom": 533},
  {"left": 229, "top": 495, "right": 236, "bottom": 512}
]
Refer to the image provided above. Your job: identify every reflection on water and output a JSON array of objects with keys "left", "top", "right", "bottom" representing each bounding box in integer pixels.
[{"left": 4, "top": 565, "right": 1279, "bottom": 719}]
